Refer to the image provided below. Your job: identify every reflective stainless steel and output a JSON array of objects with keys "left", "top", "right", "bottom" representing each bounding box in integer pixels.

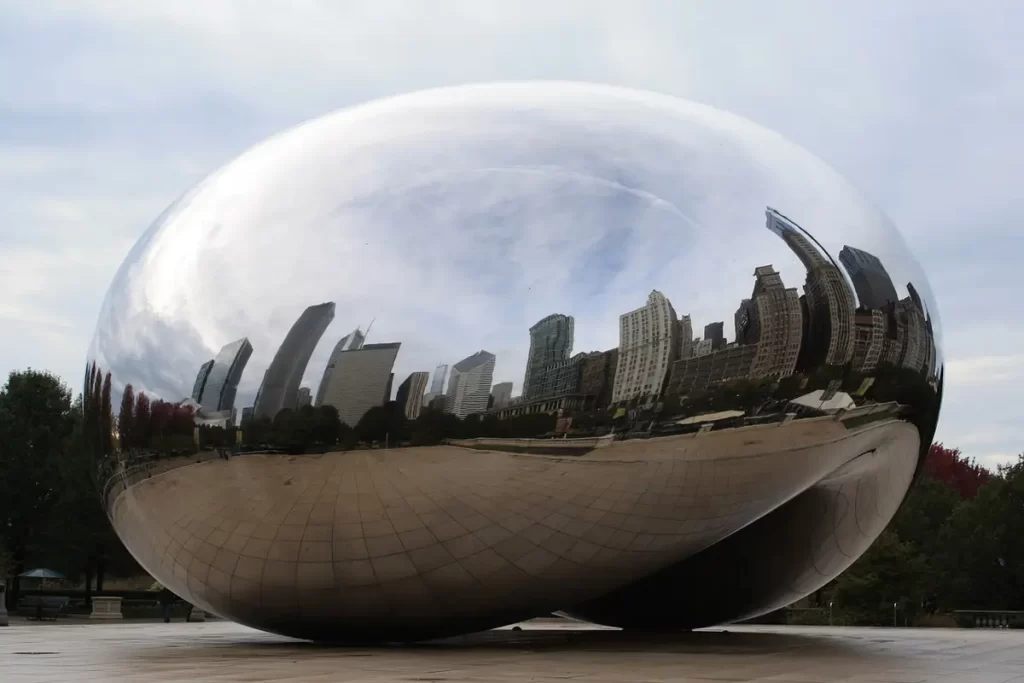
[{"left": 91, "top": 82, "right": 942, "bottom": 642}]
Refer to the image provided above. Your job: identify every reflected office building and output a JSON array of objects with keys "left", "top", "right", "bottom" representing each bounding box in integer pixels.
[
  {"left": 445, "top": 351, "right": 496, "bottom": 418},
  {"left": 395, "top": 371, "right": 430, "bottom": 420},
  {"left": 92, "top": 84, "right": 943, "bottom": 644},
  {"left": 319, "top": 342, "right": 401, "bottom": 427},
  {"left": 253, "top": 302, "right": 335, "bottom": 420}
]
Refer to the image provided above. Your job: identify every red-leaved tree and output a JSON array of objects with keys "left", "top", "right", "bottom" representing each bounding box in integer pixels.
[{"left": 925, "top": 443, "right": 992, "bottom": 499}]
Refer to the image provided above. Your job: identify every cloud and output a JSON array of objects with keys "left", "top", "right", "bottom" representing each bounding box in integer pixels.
[{"left": 0, "top": 1, "right": 1020, "bottom": 464}]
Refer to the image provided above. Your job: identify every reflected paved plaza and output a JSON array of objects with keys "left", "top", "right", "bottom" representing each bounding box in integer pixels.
[{"left": 4, "top": 619, "right": 1024, "bottom": 682}]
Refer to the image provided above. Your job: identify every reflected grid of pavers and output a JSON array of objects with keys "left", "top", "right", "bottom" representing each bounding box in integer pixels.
[{"left": 109, "top": 416, "right": 916, "bottom": 635}]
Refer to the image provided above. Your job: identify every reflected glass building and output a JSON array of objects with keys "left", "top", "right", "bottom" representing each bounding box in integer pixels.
[
  {"left": 319, "top": 342, "right": 401, "bottom": 427},
  {"left": 446, "top": 351, "right": 496, "bottom": 418},
  {"left": 253, "top": 303, "right": 335, "bottom": 420},
  {"left": 196, "top": 337, "right": 253, "bottom": 414}
]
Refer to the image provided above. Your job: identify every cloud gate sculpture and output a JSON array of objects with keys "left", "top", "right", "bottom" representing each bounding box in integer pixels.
[{"left": 91, "top": 82, "right": 942, "bottom": 642}]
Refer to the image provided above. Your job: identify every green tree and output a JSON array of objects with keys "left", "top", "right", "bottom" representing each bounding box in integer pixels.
[
  {"left": 37, "top": 393, "right": 138, "bottom": 600},
  {"left": 118, "top": 384, "right": 135, "bottom": 451},
  {"left": 828, "top": 530, "right": 927, "bottom": 625},
  {"left": 936, "top": 455, "right": 1024, "bottom": 610},
  {"left": 0, "top": 369, "right": 75, "bottom": 603},
  {"left": 354, "top": 402, "right": 408, "bottom": 445}
]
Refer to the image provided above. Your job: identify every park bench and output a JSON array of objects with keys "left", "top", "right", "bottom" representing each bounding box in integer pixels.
[{"left": 17, "top": 595, "right": 70, "bottom": 620}]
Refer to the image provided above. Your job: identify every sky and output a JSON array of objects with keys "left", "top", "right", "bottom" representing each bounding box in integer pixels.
[{"left": 1, "top": 1, "right": 1021, "bottom": 468}]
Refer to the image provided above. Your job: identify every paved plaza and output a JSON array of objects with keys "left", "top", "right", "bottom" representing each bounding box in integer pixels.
[{"left": 3, "top": 618, "right": 1024, "bottom": 682}]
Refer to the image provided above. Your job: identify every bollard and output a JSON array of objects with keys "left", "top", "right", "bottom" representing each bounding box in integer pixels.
[{"left": 0, "top": 580, "right": 8, "bottom": 626}]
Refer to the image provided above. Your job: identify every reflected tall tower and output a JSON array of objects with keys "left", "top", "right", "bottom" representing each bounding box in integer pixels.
[
  {"left": 446, "top": 351, "right": 496, "bottom": 418},
  {"left": 197, "top": 337, "right": 253, "bottom": 414},
  {"left": 611, "top": 290, "right": 678, "bottom": 405},
  {"left": 490, "top": 381, "right": 513, "bottom": 409},
  {"left": 766, "top": 208, "right": 854, "bottom": 367},
  {"left": 522, "top": 314, "right": 574, "bottom": 400},
  {"left": 423, "top": 363, "right": 448, "bottom": 406},
  {"left": 315, "top": 327, "right": 366, "bottom": 407},
  {"left": 743, "top": 266, "right": 802, "bottom": 378},
  {"left": 677, "top": 315, "right": 693, "bottom": 360},
  {"left": 395, "top": 371, "right": 430, "bottom": 420},
  {"left": 839, "top": 246, "right": 899, "bottom": 310},
  {"left": 253, "top": 302, "right": 335, "bottom": 420},
  {"left": 191, "top": 360, "right": 214, "bottom": 403},
  {"left": 703, "top": 322, "right": 725, "bottom": 351},
  {"left": 320, "top": 342, "right": 401, "bottom": 427}
]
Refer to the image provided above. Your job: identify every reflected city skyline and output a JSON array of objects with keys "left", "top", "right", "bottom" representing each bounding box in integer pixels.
[{"left": 173, "top": 206, "right": 937, "bottom": 439}]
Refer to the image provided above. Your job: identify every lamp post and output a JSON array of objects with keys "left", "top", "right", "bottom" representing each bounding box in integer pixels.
[
  {"left": 893, "top": 602, "right": 898, "bottom": 627},
  {"left": 829, "top": 601, "right": 833, "bottom": 626}
]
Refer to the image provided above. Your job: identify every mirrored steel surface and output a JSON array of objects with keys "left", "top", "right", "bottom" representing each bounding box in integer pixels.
[{"left": 91, "top": 82, "right": 942, "bottom": 641}]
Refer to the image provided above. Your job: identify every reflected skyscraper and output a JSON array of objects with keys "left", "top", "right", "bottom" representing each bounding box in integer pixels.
[
  {"left": 766, "top": 208, "right": 854, "bottom": 367},
  {"left": 677, "top": 315, "right": 693, "bottom": 360},
  {"left": 703, "top": 322, "right": 725, "bottom": 351},
  {"left": 191, "top": 360, "right": 214, "bottom": 402},
  {"left": 320, "top": 342, "right": 401, "bottom": 427},
  {"left": 612, "top": 290, "right": 678, "bottom": 405},
  {"left": 522, "top": 314, "right": 574, "bottom": 400},
  {"left": 742, "top": 265, "right": 802, "bottom": 379},
  {"left": 446, "top": 351, "right": 495, "bottom": 418},
  {"left": 295, "top": 386, "right": 312, "bottom": 409},
  {"left": 197, "top": 337, "right": 253, "bottom": 414},
  {"left": 253, "top": 302, "right": 335, "bottom": 420},
  {"left": 490, "top": 381, "right": 513, "bottom": 409},
  {"left": 839, "top": 246, "right": 899, "bottom": 310},
  {"left": 396, "top": 371, "right": 429, "bottom": 420},
  {"left": 315, "top": 327, "right": 366, "bottom": 406},
  {"left": 423, "top": 363, "right": 448, "bottom": 407},
  {"left": 852, "top": 308, "right": 885, "bottom": 373}
]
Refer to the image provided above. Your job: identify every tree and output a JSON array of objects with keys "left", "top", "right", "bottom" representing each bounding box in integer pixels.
[
  {"left": 134, "top": 392, "right": 151, "bottom": 449},
  {"left": 118, "top": 384, "right": 135, "bottom": 451},
  {"left": 354, "top": 402, "right": 408, "bottom": 445},
  {"left": 100, "top": 372, "right": 113, "bottom": 456},
  {"left": 828, "top": 531, "right": 928, "bottom": 625},
  {"left": 925, "top": 443, "right": 991, "bottom": 500},
  {"left": 0, "top": 369, "right": 75, "bottom": 603},
  {"left": 936, "top": 455, "right": 1024, "bottom": 610}
]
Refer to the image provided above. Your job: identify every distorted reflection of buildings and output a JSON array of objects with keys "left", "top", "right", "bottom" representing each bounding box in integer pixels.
[
  {"left": 218, "top": 206, "right": 939, "bottom": 435},
  {"left": 852, "top": 308, "right": 885, "bottom": 373},
  {"left": 490, "top": 381, "right": 513, "bottom": 410},
  {"left": 522, "top": 314, "right": 574, "bottom": 401},
  {"left": 677, "top": 315, "right": 693, "bottom": 360},
  {"left": 703, "top": 322, "right": 726, "bottom": 351},
  {"left": 422, "top": 363, "right": 448, "bottom": 409},
  {"left": 253, "top": 302, "right": 335, "bottom": 420},
  {"left": 839, "top": 246, "right": 899, "bottom": 310},
  {"left": 201, "top": 338, "right": 253, "bottom": 414},
  {"left": 395, "top": 371, "right": 429, "bottom": 420},
  {"left": 445, "top": 351, "right": 495, "bottom": 418},
  {"left": 318, "top": 342, "right": 401, "bottom": 427},
  {"left": 314, "top": 327, "right": 366, "bottom": 407},
  {"left": 191, "top": 360, "right": 214, "bottom": 404},
  {"left": 611, "top": 290, "right": 678, "bottom": 406},
  {"left": 736, "top": 265, "right": 802, "bottom": 379},
  {"left": 767, "top": 207, "right": 855, "bottom": 369}
]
